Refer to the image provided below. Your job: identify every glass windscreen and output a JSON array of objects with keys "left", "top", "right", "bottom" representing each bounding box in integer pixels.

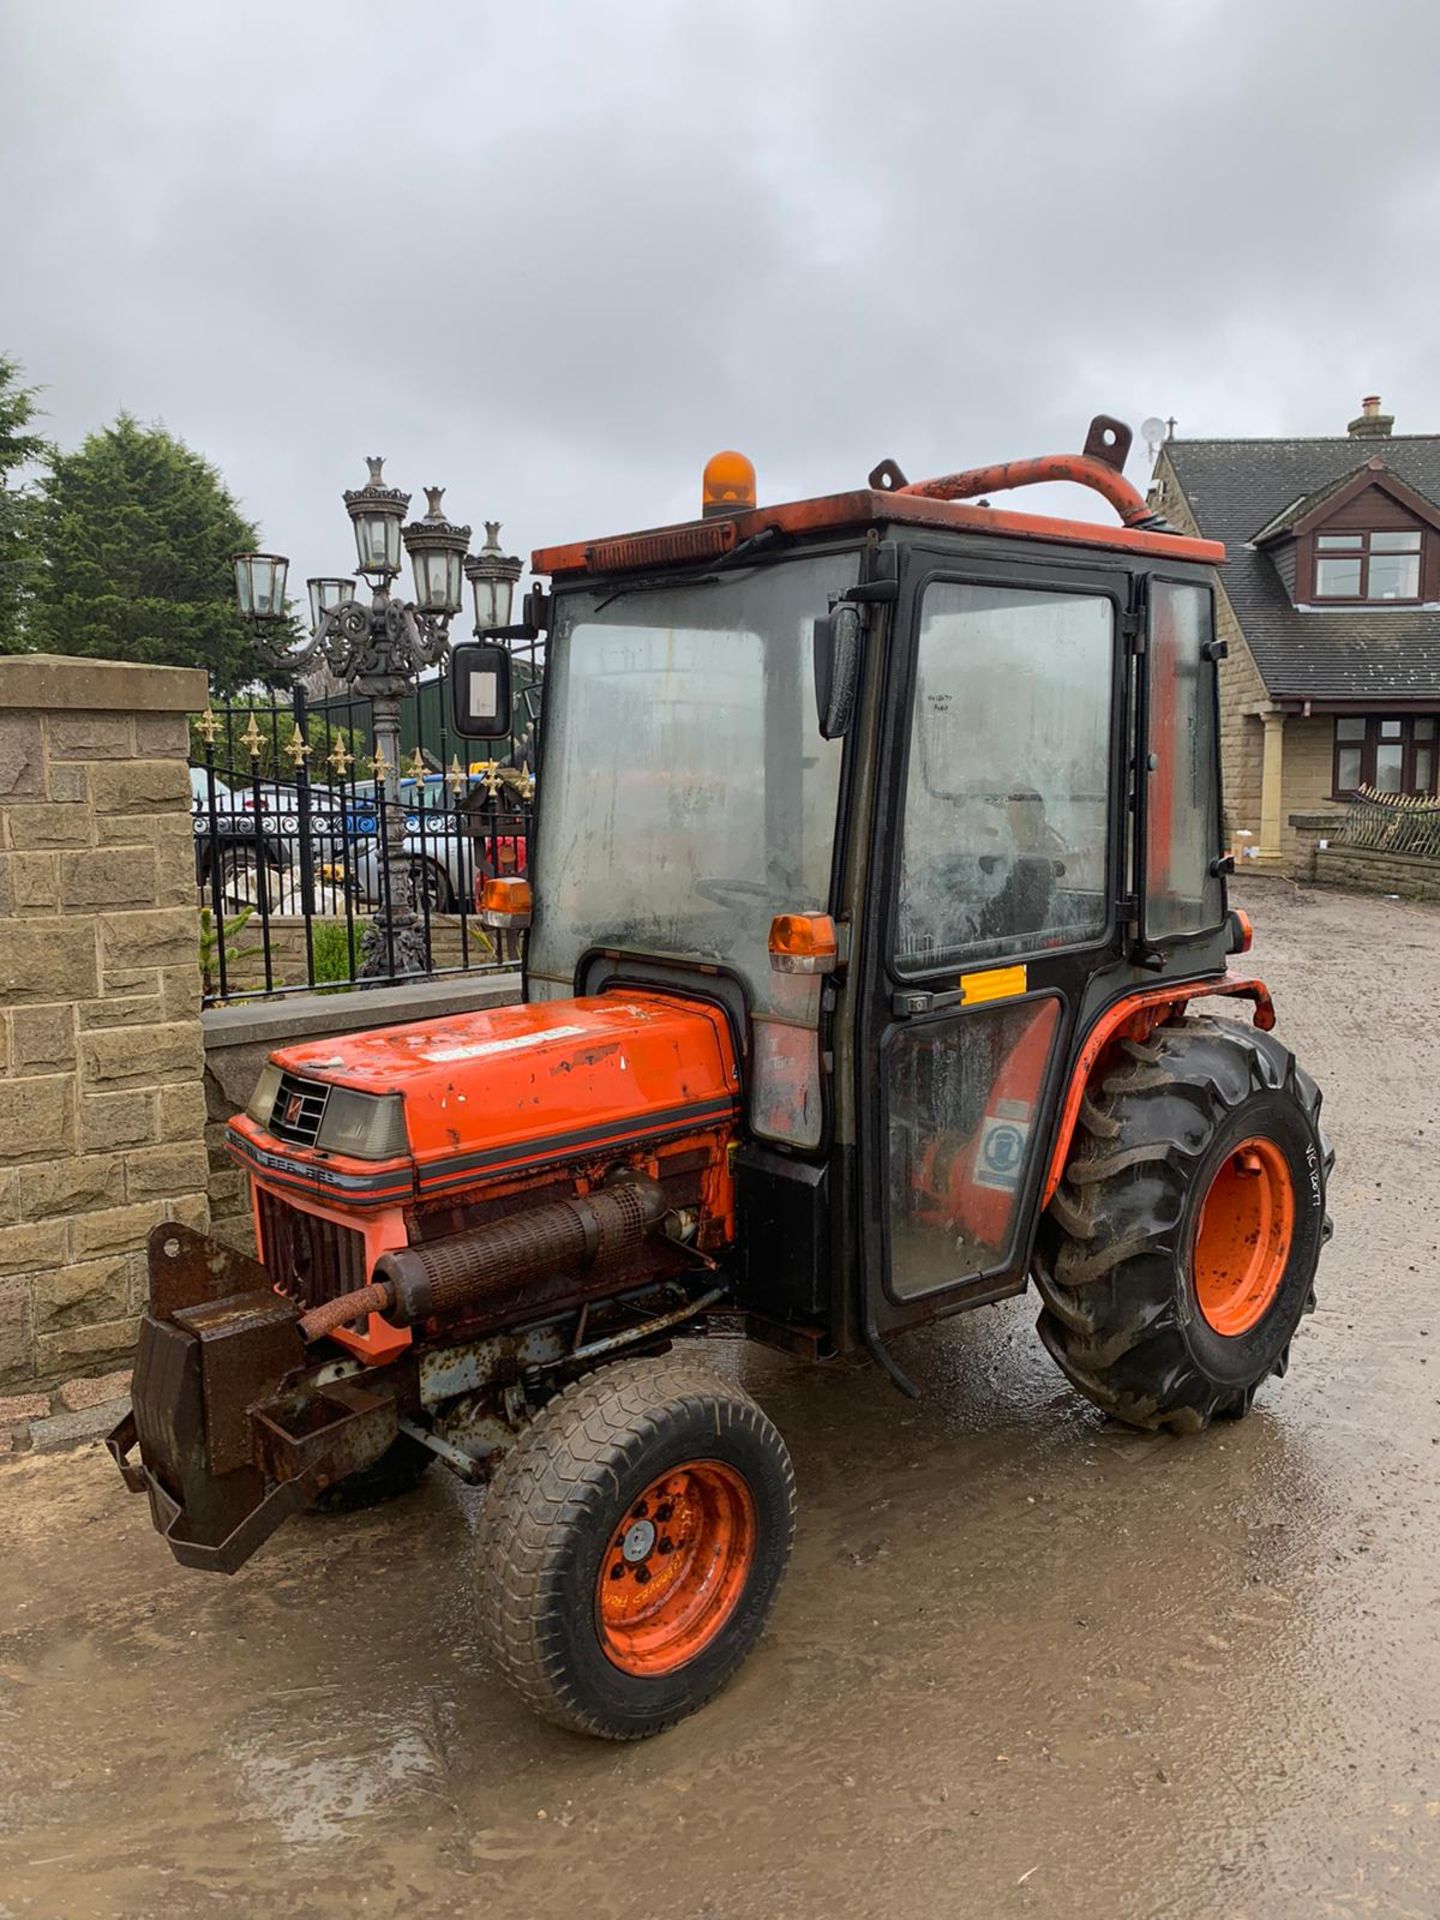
[
  {"left": 896, "top": 583, "right": 1115, "bottom": 973},
  {"left": 528, "top": 553, "right": 855, "bottom": 1022}
]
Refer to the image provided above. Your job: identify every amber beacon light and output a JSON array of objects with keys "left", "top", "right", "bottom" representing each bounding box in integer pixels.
[{"left": 702, "top": 450, "right": 757, "bottom": 518}]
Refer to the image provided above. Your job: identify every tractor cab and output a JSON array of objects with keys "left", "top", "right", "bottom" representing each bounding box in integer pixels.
[{"left": 487, "top": 415, "right": 1242, "bottom": 1366}]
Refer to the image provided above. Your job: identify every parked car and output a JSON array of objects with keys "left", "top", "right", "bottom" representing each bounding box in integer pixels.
[
  {"left": 348, "top": 772, "right": 530, "bottom": 913},
  {"left": 189, "top": 768, "right": 348, "bottom": 912},
  {"left": 190, "top": 767, "right": 285, "bottom": 901}
]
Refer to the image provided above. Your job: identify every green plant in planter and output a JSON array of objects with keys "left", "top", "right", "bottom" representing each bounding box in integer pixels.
[
  {"left": 198, "top": 905, "right": 263, "bottom": 1001},
  {"left": 310, "top": 918, "right": 362, "bottom": 992}
]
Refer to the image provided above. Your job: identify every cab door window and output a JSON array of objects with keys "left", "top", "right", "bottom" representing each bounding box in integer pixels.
[
  {"left": 895, "top": 583, "right": 1115, "bottom": 973},
  {"left": 886, "top": 995, "right": 1060, "bottom": 1298}
]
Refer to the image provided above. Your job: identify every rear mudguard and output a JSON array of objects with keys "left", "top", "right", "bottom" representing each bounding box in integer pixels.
[{"left": 1041, "top": 974, "right": 1274, "bottom": 1207}]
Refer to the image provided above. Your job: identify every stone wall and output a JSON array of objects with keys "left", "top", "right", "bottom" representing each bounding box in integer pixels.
[
  {"left": 1287, "top": 811, "right": 1342, "bottom": 882},
  {"left": 1313, "top": 843, "right": 1440, "bottom": 902},
  {"left": 0, "top": 655, "right": 212, "bottom": 1391}
]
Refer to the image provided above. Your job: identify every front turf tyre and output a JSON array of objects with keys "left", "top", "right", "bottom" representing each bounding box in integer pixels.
[
  {"left": 1034, "top": 1013, "right": 1333, "bottom": 1434},
  {"left": 477, "top": 1354, "right": 796, "bottom": 1740}
]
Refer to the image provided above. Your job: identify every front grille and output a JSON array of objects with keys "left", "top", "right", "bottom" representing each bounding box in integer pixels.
[
  {"left": 256, "top": 1186, "right": 368, "bottom": 1309},
  {"left": 266, "top": 1072, "right": 331, "bottom": 1148}
]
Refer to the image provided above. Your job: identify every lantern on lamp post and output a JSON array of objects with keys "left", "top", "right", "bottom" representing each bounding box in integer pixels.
[
  {"left": 234, "top": 552, "right": 289, "bottom": 622},
  {"left": 344, "top": 457, "right": 410, "bottom": 579},
  {"left": 306, "top": 576, "right": 356, "bottom": 635},
  {"left": 403, "top": 488, "right": 471, "bottom": 618},
  {"left": 465, "top": 522, "right": 523, "bottom": 634}
]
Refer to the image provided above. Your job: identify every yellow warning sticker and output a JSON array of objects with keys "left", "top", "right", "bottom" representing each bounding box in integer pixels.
[{"left": 960, "top": 963, "right": 1029, "bottom": 1005}]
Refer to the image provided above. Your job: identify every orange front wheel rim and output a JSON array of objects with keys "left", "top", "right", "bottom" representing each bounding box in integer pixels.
[
  {"left": 1193, "top": 1135, "right": 1295, "bottom": 1337},
  {"left": 596, "top": 1460, "right": 756, "bottom": 1677}
]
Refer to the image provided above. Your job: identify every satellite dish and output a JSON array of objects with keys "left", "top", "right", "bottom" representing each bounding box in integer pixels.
[{"left": 1141, "top": 416, "right": 1167, "bottom": 460}]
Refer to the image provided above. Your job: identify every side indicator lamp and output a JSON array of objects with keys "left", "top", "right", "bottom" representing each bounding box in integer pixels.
[
  {"left": 1227, "top": 907, "right": 1254, "bottom": 954},
  {"left": 768, "top": 912, "right": 838, "bottom": 976},
  {"left": 480, "top": 877, "right": 533, "bottom": 930},
  {"left": 702, "top": 449, "right": 757, "bottom": 519}
]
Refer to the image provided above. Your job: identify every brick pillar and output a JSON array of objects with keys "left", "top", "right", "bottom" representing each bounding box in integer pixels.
[{"left": 0, "top": 654, "right": 211, "bottom": 1390}]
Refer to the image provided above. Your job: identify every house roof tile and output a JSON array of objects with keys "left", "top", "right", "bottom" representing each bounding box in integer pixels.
[{"left": 1163, "top": 436, "right": 1440, "bottom": 701}]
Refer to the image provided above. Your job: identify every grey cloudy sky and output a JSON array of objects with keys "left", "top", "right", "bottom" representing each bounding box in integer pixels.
[{"left": 4, "top": 0, "right": 1439, "bottom": 601}]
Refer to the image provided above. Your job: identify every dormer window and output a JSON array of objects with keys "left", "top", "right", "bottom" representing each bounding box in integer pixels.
[{"left": 1314, "top": 529, "right": 1422, "bottom": 601}]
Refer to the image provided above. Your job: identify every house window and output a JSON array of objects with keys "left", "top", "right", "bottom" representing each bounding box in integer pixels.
[
  {"left": 1333, "top": 716, "right": 1438, "bottom": 795},
  {"left": 1314, "top": 530, "right": 1422, "bottom": 601}
]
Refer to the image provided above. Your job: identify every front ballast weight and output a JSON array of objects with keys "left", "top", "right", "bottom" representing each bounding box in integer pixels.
[{"left": 110, "top": 1195, "right": 731, "bottom": 1576}]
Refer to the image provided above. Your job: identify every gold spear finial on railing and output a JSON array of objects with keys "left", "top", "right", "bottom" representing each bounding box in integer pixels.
[
  {"left": 446, "top": 753, "right": 467, "bottom": 797},
  {"left": 408, "top": 748, "right": 427, "bottom": 784},
  {"left": 196, "top": 708, "right": 220, "bottom": 746},
  {"left": 241, "top": 714, "right": 265, "bottom": 761},
  {"left": 477, "top": 759, "right": 503, "bottom": 799},
  {"left": 285, "top": 723, "right": 311, "bottom": 768},
  {"left": 372, "top": 744, "right": 391, "bottom": 784},
  {"left": 514, "top": 761, "right": 535, "bottom": 800},
  {"left": 328, "top": 734, "right": 354, "bottom": 778}
]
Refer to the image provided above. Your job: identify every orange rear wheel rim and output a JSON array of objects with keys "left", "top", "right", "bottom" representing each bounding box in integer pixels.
[
  {"left": 1193, "top": 1135, "right": 1295, "bottom": 1337},
  {"left": 596, "top": 1460, "right": 756, "bottom": 1677}
]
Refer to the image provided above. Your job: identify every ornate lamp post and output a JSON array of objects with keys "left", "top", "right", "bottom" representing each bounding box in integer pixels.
[{"left": 233, "top": 458, "right": 476, "bottom": 978}]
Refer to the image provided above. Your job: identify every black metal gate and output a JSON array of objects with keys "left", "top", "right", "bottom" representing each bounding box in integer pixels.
[{"left": 191, "top": 654, "right": 539, "bottom": 1005}]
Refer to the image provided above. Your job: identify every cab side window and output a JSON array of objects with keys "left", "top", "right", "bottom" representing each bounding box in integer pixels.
[
  {"left": 1145, "top": 582, "right": 1223, "bottom": 940},
  {"left": 895, "top": 584, "right": 1115, "bottom": 973}
]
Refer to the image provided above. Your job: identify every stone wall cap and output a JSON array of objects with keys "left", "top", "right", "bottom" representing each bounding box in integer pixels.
[
  {"left": 0, "top": 654, "right": 208, "bottom": 714},
  {"left": 1317, "top": 844, "right": 1440, "bottom": 870},
  {"left": 1288, "top": 809, "right": 1345, "bottom": 827},
  {"left": 203, "top": 972, "right": 522, "bottom": 1051}
]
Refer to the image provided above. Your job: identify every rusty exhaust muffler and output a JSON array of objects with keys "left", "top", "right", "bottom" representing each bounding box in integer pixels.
[{"left": 298, "top": 1176, "right": 668, "bottom": 1343}]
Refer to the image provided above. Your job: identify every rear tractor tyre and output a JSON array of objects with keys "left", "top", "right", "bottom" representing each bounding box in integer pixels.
[
  {"left": 477, "top": 1354, "right": 796, "bottom": 1740},
  {"left": 1035, "top": 1013, "right": 1333, "bottom": 1434}
]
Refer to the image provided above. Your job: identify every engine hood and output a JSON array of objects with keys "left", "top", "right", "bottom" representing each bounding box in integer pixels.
[{"left": 230, "top": 992, "right": 741, "bottom": 1203}]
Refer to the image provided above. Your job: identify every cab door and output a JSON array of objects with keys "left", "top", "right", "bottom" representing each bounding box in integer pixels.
[{"left": 859, "top": 563, "right": 1127, "bottom": 1331}]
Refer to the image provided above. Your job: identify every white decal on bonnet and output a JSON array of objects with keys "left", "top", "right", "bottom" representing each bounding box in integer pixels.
[{"left": 420, "top": 1024, "right": 594, "bottom": 1064}]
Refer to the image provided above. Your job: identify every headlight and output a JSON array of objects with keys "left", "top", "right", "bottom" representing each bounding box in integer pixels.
[
  {"left": 246, "top": 1061, "right": 283, "bottom": 1126},
  {"left": 314, "top": 1088, "right": 409, "bottom": 1160}
]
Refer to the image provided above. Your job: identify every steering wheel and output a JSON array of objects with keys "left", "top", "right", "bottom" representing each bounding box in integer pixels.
[{"left": 694, "top": 875, "right": 774, "bottom": 908}]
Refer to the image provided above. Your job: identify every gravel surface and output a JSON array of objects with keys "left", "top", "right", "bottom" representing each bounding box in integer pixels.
[{"left": 2, "top": 878, "right": 1437, "bottom": 1919}]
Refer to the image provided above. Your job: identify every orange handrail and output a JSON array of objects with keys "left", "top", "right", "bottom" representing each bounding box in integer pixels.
[{"left": 898, "top": 451, "right": 1155, "bottom": 527}]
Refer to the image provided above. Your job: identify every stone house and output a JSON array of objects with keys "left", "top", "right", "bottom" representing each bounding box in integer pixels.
[{"left": 1148, "top": 397, "right": 1440, "bottom": 868}]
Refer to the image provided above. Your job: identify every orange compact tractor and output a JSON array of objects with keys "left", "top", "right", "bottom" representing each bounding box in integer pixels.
[{"left": 112, "top": 418, "right": 1332, "bottom": 1738}]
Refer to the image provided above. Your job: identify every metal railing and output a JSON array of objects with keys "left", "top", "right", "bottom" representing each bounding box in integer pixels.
[
  {"left": 1342, "top": 786, "right": 1440, "bottom": 862},
  {"left": 191, "top": 661, "right": 538, "bottom": 1006}
]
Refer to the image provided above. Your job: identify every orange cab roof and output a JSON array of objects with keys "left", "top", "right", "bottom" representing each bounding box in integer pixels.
[{"left": 532, "top": 488, "right": 1225, "bottom": 579}]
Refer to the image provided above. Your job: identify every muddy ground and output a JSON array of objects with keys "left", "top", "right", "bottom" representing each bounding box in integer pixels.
[{"left": 2, "top": 879, "right": 1437, "bottom": 1920}]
